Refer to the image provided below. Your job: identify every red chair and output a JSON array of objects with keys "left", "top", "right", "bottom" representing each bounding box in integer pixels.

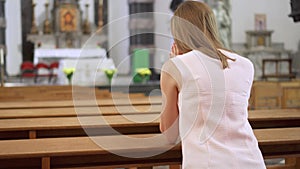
[
  {"left": 35, "top": 62, "right": 50, "bottom": 83},
  {"left": 20, "top": 61, "right": 36, "bottom": 82},
  {"left": 49, "top": 61, "right": 59, "bottom": 83}
]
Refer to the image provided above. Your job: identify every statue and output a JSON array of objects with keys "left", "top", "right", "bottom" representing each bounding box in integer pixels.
[{"left": 213, "top": 0, "right": 231, "bottom": 49}]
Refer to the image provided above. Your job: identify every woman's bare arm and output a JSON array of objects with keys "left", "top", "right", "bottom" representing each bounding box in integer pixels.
[{"left": 160, "top": 68, "right": 180, "bottom": 143}]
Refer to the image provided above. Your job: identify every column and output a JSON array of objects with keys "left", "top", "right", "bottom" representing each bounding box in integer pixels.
[
  {"left": 6, "top": 0, "right": 22, "bottom": 75},
  {"left": 128, "top": 0, "right": 154, "bottom": 70},
  {"left": 0, "top": 0, "right": 6, "bottom": 76},
  {"left": 21, "top": 0, "right": 34, "bottom": 62}
]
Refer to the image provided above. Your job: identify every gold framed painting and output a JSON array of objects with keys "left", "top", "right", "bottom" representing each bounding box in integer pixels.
[{"left": 59, "top": 6, "right": 78, "bottom": 32}]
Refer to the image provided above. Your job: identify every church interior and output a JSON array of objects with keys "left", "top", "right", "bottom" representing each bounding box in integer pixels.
[{"left": 0, "top": 0, "right": 300, "bottom": 168}]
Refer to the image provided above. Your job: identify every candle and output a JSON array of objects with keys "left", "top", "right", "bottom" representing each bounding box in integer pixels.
[
  {"left": 0, "top": 49, "right": 3, "bottom": 65},
  {"left": 99, "top": 0, "right": 103, "bottom": 6}
]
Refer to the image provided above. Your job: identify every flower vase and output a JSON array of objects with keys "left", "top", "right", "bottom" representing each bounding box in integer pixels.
[
  {"left": 108, "top": 77, "right": 112, "bottom": 85},
  {"left": 66, "top": 73, "right": 73, "bottom": 85},
  {"left": 67, "top": 78, "right": 72, "bottom": 85}
]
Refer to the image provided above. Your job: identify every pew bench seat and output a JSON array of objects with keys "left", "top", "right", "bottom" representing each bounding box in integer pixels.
[
  {"left": 0, "top": 105, "right": 162, "bottom": 119},
  {"left": 1, "top": 109, "right": 300, "bottom": 140},
  {"left": 0, "top": 128, "right": 299, "bottom": 169},
  {"left": 0, "top": 96, "right": 162, "bottom": 109}
]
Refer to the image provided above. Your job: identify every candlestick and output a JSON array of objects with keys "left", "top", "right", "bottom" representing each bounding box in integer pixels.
[
  {"left": 30, "top": 3, "right": 39, "bottom": 34},
  {"left": 98, "top": 1, "right": 104, "bottom": 30},
  {"left": 82, "top": 4, "right": 91, "bottom": 34},
  {"left": 43, "top": 2, "right": 52, "bottom": 34}
]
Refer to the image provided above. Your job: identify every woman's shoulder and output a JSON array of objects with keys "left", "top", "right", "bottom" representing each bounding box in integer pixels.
[
  {"left": 219, "top": 49, "right": 253, "bottom": 66},
  {"left": 161, "top": 59, "right": 178, "bottom": 74}
]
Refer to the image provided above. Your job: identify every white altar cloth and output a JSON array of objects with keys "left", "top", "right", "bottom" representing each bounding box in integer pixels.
[{"left": 34, "top": 48, "right": 106, "bottom": 64}]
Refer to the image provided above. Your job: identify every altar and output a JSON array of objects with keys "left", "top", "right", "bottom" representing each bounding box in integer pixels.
[
  {"left": 234, "top": 29, "right": 293, "bottom": 80},
  {"left": 25, "top": 0, "right": 111, "bottom": 85},
  {"left": 33, "top": 48, "right": 115, "bottom": 86}
]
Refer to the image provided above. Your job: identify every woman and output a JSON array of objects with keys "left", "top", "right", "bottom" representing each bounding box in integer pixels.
[{"left": 160, "top": 1, "right": 266, "bottom": 169}]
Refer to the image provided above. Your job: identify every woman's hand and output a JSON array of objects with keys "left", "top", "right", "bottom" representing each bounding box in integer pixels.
[{"left": 170, "top": 43, "right": 181, "bottom": 58}]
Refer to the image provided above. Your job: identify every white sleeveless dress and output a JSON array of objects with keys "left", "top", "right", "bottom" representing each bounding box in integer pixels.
[{"left": 167, "top": 50, "right": 266, "bottom": 169}]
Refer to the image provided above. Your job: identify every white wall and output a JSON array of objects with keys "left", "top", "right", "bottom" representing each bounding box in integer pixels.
[
  {"left": 5, "top": 0, "right": 22, "bottom": 75},
  {"left": 231, "top": 0, "right": 300, "bottom": 51}
]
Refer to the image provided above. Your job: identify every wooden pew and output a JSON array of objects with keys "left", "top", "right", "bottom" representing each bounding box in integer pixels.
[
  {"left": 248, "top": 109, "right": 300, "bottom": 129},
  {"left": 0, "top": 128, "right": 299, "bottom": 169},
  {"left": 0, "top": 114, "right": 161, "bottom": 139},
  {"left": 0, "top": 85, "right": 149, "bottom": 102},
  {"left": 0, "top": 85, "right": 113, "bottom": 101},
  {"left": 281, "top": 86, "right": 300, "bottom": 109},
  {"left": 0, "top": 109, "right": 299, "bottom": 140},
  {"left": 0, "top": 101, "right": 298, "bottom": 168},
  {"left": 0, "top": 96, "right": 162, "bottom": 109},
  {"left": 0, "top": 105, "right": 162, "bottom": 119},
  {"left": 1, "top": 85, "right": 299, "bottom": 168},
  {"left": 250, "top": 81, "right": 281, "bottom": 109},
  {"left": 0, "top": 106, "right": 298, "bottom": 121},
  {"left": 249, "top": 81, "right": 300, "bottom": 110}
]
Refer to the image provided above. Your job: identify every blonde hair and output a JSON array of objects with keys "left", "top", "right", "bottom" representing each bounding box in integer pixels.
[{"left": 171, "top": 1, "right": 235, "bottom": 69}]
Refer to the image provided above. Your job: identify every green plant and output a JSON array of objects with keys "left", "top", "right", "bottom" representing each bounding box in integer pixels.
[
  {"left": 63, "top": 68, "right": 75, "bottom": 84},
  {"left": 136, "top": 68, "right": 151, "bottom": 83},
  {"left": 102, "top": 69, "right": 117, "bottom": 85}
]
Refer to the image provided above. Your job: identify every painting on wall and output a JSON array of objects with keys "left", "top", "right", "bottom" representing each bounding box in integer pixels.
[
  {"left": 60, "top": 6, "right": 78, "bottom": 32},
  {"left": 255, "top": 14, "right": 267, "bottom": 31}
]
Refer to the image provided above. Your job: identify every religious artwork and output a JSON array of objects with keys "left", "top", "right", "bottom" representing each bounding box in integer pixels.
[
  {"left": 255, "top": 14, "right": 267, "bottom": 31},
  {"left": 213, "top": 0, "right": 231, "bottom": 49},
  {"left": 59, "top": 6, "right": 78, "bottom": 32},
  {"left": 254, "top": 14, "right": 267, "bottom": 46}
]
